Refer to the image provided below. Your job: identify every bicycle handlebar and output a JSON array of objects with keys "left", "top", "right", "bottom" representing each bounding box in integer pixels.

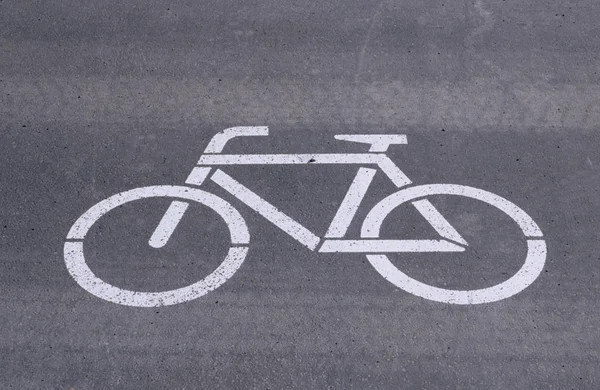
[{"left": 204, "top": 126, "right": 269, "bottom": 153}]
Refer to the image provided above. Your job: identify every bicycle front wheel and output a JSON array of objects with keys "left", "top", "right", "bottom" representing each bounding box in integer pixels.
[
  {"left": 361, "top": 184, "right": 547, "bottom": 305},
  {"left": 64, "top": 185, "right": 250, "bottom": 307}
]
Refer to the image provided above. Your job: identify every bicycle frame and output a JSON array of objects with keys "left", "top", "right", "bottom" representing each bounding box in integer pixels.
[{"left": 149, "top": 127, "right": 467, "bottom": 253}]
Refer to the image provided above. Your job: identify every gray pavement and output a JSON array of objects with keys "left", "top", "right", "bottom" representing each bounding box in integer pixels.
[{"left": 1, "top": 0, "right": 600, "bottom": 388}]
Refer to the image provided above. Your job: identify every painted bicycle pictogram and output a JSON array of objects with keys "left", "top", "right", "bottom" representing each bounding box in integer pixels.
[{"left": 64, "top": 127, "right": 546, "bottom": 307}]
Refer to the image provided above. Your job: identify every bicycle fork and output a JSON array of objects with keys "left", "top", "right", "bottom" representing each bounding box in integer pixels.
[{"left": 148, "top": 166, "right": 213, "bottom": 248}]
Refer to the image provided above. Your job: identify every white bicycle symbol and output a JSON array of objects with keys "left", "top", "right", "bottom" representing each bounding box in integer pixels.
[{"left": 64, "top": 127, "right": 546, "bottom": 307}]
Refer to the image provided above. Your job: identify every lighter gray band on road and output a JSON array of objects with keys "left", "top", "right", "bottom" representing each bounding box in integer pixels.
[{"left": 6, "top": 78, "right": 598, "bottom": 130}]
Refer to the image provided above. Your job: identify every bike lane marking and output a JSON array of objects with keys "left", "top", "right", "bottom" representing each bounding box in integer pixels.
[
  {"left": 333, "top": 134, "right": 407, "bottom": 151},
  {"left": 325, "top": 167, "right": 377, "bottom": 238},
  {"left": 62, "top": 130, "right": 547, "bottom": 307},
  {"left": 319, "top": 239, "right": 464, "bottom": 253},
  {"left": 148, "top": 200, "right": 190, "bottom": 248},
  {"left": 146, "top": 167, "right": 214, "bottom": 248},
  {"left": 412, "top": 199, "right": 468, "bottom": 245},
  {"left": 197, "top": 153, "right": 412, "bottom": 187},
  {"left": 210, "top": 169, "right": 321, "bottom": 250},
  {"left": 361, "top": 184, "right": 546, "bottom": 304},
  {"left": 65, "top": 186, "right": 250, "bottom": 307},
  {"left": 367, "top": 239, "right": 546, "bottom": 304}
]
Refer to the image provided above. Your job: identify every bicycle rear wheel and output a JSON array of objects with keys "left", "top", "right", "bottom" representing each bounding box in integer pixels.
[{"left": 64, "top": 185, "right": 249, "bottom": 307}]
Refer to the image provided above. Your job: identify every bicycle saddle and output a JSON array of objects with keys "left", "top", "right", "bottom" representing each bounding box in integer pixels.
[{"left": 334, "top": 134, "right": 408, "bottom": 152}]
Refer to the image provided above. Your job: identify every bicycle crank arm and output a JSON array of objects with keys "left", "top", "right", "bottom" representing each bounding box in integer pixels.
[{"left": 318, "top": 239, "right": 465, "bottom": 253}]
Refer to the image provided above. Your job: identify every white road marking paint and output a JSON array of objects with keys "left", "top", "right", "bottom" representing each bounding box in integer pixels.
[
  {"left": 65, "top": 243, "right": 248, "bottom": 307},
  {"left": 204, "top": 126, "right": 269, "bottom": 153},
  {"left": 376, "top": 156, "right": 412, "bottom": 188},
  {"left": 361, "top": 184, "right": 545, "bottom": 304},
  {"left": 65, "top": 129, "right": 547, "bottom": 306},
  {"left": 362, "top": 184, "right": 543, "bottom": 238},
  {"left": 198, "top": 153, "right": 412, "bottom": 187},
  {"left": 65, "top": 185, "right": 250, "bottom": 307},
  {"left": 319, "top": 239, "right": 464, "bottom": 253},
  {"left": 412, "top": 199, "right": 468, "bottom": 245},
  {"left": 325, "top": 168, "right": 376, "bottom": 238},
  {"left": 334, "top": 134, "right": 408, "bottom": 152},
  {"left": 211, "top": 169, "right": 321, "bottom": 250},
  {"left": 200, "top": 153, "right": 369, "bottom": 165},
  {"left": 185, "top": 167, "right": 212, "bottom": 186},
  {"left": 148, "top": 200, "right": 189, "bottom": 248},
  {"left": 67, "top": 186, "right": 250, "bottom": 244},
  {"left": 366, "top": 240, "right": 546, "bottom": 304}
]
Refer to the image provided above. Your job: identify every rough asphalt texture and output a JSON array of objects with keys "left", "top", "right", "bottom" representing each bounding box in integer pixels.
[{"left": 1, "top": 0, "right": 599, "bottom": 388}]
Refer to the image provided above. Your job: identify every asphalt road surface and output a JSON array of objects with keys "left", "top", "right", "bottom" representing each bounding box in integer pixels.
[{"left": 2, "top": 0, "right": 600, "bottom": 388}]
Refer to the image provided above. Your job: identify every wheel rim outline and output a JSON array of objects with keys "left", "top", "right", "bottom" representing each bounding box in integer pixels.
[
  {"left": 64, "top": 185, "right": 249, "bottom": 307},
  {"left": 361, "top": 184, "right": 547, "bottom": 304}
]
